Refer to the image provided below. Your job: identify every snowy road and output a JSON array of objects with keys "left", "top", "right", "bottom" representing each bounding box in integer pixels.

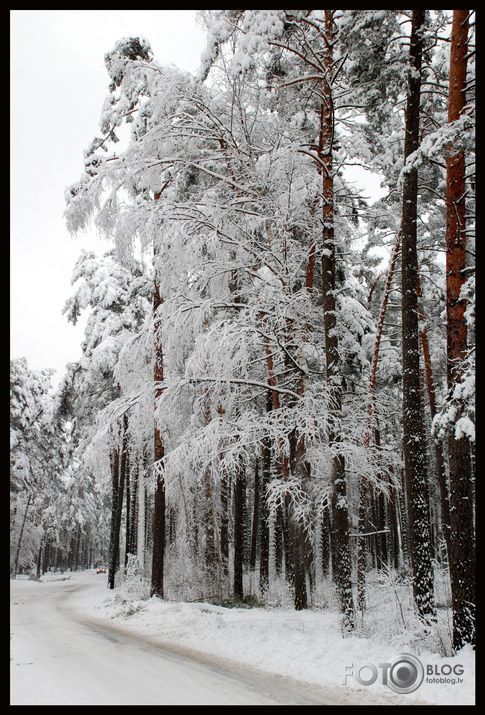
[{"left": 11, "top": 573, "right": 375, "bottom": 706}]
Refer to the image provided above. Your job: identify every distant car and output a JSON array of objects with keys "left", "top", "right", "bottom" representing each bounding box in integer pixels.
[{"left": 96, "top": 566, "right": 106, "bottom": 574}]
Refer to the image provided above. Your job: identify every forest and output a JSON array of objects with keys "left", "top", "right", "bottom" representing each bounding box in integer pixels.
[{"left": 11, "top": 9, "right": 475, "bottom": 657}]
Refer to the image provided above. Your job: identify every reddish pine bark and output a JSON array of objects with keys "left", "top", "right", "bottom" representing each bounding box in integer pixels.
[{"left": 445, "top": 9, "right": 475, "bottom": 650}]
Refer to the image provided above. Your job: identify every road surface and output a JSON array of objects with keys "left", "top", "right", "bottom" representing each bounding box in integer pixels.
[{"left": 10, "top": 573, "right": 405, "bottom": 705}]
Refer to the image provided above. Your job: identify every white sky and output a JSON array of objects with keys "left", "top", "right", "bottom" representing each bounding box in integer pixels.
[
  {"left": 10, "top": 10, "right": 206, "bottom": 384},
  {"left": 11, "top": 10, "right": 385, "bottom": 387}
]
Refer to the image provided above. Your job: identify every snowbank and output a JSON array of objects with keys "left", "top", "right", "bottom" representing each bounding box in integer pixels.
[{"left": 69, "top": 574, "right": 475, "bottom": 706}]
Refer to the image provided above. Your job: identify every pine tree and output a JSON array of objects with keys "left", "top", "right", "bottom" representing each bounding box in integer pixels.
[
  {"left": 445, "top": 9, "right": 475, "bottom": 650},
  {"left": 400, "top": 8, "right": 436, "bottom": 623}
]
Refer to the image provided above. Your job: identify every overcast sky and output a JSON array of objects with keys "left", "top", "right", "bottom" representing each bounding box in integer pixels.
[
  {"left": 11, "top": 10, "right": 384, "bottom": 387},
  {"left": 10, "top": 10, "right": 206, "bottom": 384}
]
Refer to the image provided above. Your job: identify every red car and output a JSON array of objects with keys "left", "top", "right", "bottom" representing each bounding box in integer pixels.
[{"left": 96, "top": 566, "right": 106, "bottom": 574}]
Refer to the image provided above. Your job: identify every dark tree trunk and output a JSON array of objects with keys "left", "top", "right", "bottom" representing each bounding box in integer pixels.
[
  {"left": 108, "top": 416, "right": 128, "bottom": 589},
  {"left": 220, "top": 473, "right": 229, "bottom": 576},
  {"left": 398, "top": 469, "right": 411, "bottom": 569},
  {"left": 243, "top": 479, "right": 250, "bottom": 572},
  {"left": 357, "top": 481, "right": 367, "bottom": 612},
  {"left": 392, "top": 495, "right": 402, "bottom": 570},
  {"left": 36, "top": 544, "right": 42, "bottom": 579},
  {"left": 320, "top": 10, "right": 354, "bottom": 631},
  {"left": 108, "top": 418, "right": 128, "bottom": 589},
  {"left": 274, "top": 504, "right": 283, "bottom": 577},
  {"left": 145, "top": 484, "right": 151, "bottom": 554},
  {"left": 259, "top": 394, "right": 272, "bottom": 593},
  {"left": 108, "top": 447, "right": 121, "bottom": 589},
  {"left": 445, "top": 9, "right": 475, "bottom": 650},
  {"left": 151, "top": 468, "right": 165, "bottom": 598},
  {"left": 400, "top": 8, "right": 436, "bottom": 623},
  {"left": 249, "top": 458, "right": 260, "bottom": 571},
  {"left": 233, "top": 464, "right": 245, "bottom": 600},
  {"left": 373, "top": 431, "right": 388, "bottom": 570},
  {"left": 125, "top": 453, "right": 131, "bottom": 568},
  {"left": 320, "top": 505, "right": 330, "bottom": 578},
  {"left": 74, "top": 525, "right": 81, "bottom": 571},
  {"left": 13, "top": 493, "right": 32, "bottom": 576},
  {"left": 42, "top": 539, "right": 50, "bottom": 574},
  {"left": 129, "top": 463, "right": 138, "bottom": 556},
  {"left": 288, "top": 428, "right": 308, "bottom": 611}
]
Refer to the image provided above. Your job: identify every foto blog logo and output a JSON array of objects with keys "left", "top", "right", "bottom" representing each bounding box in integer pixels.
[
  {"left": 345, "top": 653, "right": 424, "bottom": 694},
  {"left": 344, "top": 653, "right": 465, "bottom": 694}
]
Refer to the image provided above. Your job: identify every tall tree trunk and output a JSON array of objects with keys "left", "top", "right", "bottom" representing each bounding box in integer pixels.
[
  {"left": 108, "top": 446, "right": 121, "bottom": 589},
  {"left": 151, "top": 441, "right": 165, "bottom": 598},
  {"left": 129, "top": 462, "right": 138, "bottom": 557},
  {"left": 374, "top": 430, "right": 388, "bottom": 569},
  {"left": 137, "top": 452, "right": 145, "bottom": 572},
  {"left": 320, "top": 10, "right": 355, "bottom": 630},
  {"left": 124, "top": 453, "right": 131, "bottom": 568},
  {"left": 108, "top": 418, "right": 128, "bottom": 589},
  {"left": 445, "top": 9, "right": 475, "bottom": 650},
  {"left": 387, "top": 475, "right": 401, "bottom": 570},
  {"left": 116, "top": 422, "right": 128, "bottom": 569},
  {"left": 320, "top": 504, "right": 330, "bottom": 578},
  {"left": 357, "top": 481, "right": 367, "bottom": 613},
  {"left": 400, "top": 8, "right": 436, "bottom": 623},
  {"left": 13, "top": 493, "right": 32, "bottom": 576},
  {"left": 259, "top": 394, "right": 272, "bottom": 593},
  {"left": 398, "top": 468, "right": 411, "bottom": 569},
  {"left": 288, "top": 428, "right": 308, "bottom": 610},
  {"left": 42, "top": 538, "right": 50, "bottom": 575},
  {"left": 151, "top": 189, "right": 166, "bottom": 598},
  {"left": 74, "top": 524, "right": 81, "bottom": 571},
  {"left": 233, "top": 463, "right": 245, "bottom": 600},
  {"left": 220, "top": 473, "right": 229, "bottom": 578},
  {"left": 249, "top": 458, "right": 260, "bottom": 571},
  {"left": 36, "top": 543, "right": 42, "bottom": 579}
]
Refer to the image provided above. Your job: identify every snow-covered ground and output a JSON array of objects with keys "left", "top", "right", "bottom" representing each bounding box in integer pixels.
[{"left": 11, "top": 571, "right": 474, "bottom": 705}]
